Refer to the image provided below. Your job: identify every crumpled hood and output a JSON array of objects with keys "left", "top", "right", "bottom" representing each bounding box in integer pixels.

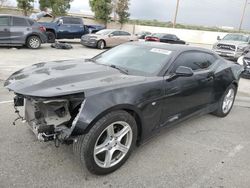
[{"left": 4, "top": 59, "right": 146, "bottom": 98}]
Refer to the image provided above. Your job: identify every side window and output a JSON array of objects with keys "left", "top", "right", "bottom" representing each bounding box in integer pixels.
[
  {"left": 70, "top": 18, "right": 82, "bottom": 24},
  {"left": 0, "top": 16, "right": 10, "bottom": 26},
  {"left": 12, "top": 17, "right": 29, "bottom": 27},
  {"left": 62, "top": 18, "right": 71, "bottom": 24},
  {"left": 204, "top": 53, "right": 217, "bottom": 65},
  {"left": 172, "top": 52, "right": 215, "bottom": 72},
  {"left": 112, "top": 31, "right": 120, "bottom": 36},
  {"left": 120, "top": 31, "right": 131, "bottom": 36}
]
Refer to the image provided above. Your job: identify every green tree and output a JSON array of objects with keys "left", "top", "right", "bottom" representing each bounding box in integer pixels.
[
  {"left": 17, "top": 0, "right": 34, "bottom": 16},
  {"left": 0, "top": 0, "right": 10, "bottom": 9},
  {"left": 39, "top": 0, "right": 72, "bottom": 16},
  {"left": 116, "top": 0, "right": 130, "bottom": 28},
  {"left": 89, "top": 0, "right": 112, "bottom": 27}
]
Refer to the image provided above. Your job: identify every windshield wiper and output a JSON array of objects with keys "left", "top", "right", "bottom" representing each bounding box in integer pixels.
[{"left": 109, "top": 65, "right": 129, "bottom": 75}]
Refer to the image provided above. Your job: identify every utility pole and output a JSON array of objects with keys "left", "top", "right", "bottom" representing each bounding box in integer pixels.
[
  {"left": 173, "top": 0, "right": 180, "bottom": 28},
  {"left": 239, "top": 0, "right": 248, "bottom": 31},
  {"left": 113, "top": 0, "right": 117, "bottom": 22}
]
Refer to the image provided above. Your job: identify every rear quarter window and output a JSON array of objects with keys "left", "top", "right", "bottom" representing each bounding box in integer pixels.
[
  {"left": 0, "top": 16, "right": 10, "bottom": 26},
  {"left": 12, "top": 17, "right": 29, "bottom": 27}
]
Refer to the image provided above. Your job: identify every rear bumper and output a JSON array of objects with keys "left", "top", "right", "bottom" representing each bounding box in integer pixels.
[{"left": 39, "top": 33, "right": 48, "bottom": 43}]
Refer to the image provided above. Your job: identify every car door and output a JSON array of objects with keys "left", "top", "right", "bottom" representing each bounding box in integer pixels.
[
  {"left": 160, "top": 51, "right": 216, "bottom": 126},
  {"left": 10, "top": 16, "right": 31, "bottom": 44},
  {"left": 106, "top": 31, "right": 122, "bottom": 47},
  {"left": 119, "top": 31, "right": 132, "bottom": 43},
  {"left": 57, "top": 17, "right": 73, "bottom": 39},
  {"left": 68, "top": 18, "right": 85, "bottom": 38},
  {"left": 0, "top": 16, "right": 11, "bottom": 44},
  {"left": 161, "top": 34, "right": 177, "bottom": 44}
]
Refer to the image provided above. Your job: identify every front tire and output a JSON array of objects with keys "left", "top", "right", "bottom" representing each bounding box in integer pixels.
[
  {"left": 73, "top": 110, "right": 137, "bottom": 175},
  {"left": 213, "top": 84, "right": 237, "bottom": 117},
  {"left": 46, "top": 31, "right": 56, "bottom": 43},
  {"left": 26, "top": 35, "right": 41, "bottom": 49},
  {"left": 97, "top": 40, "right": 105, "bottom": 49}
]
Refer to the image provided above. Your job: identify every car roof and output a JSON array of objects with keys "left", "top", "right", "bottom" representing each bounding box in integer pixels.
[
  {"left": 0, "top": 14, "right": 29, "bottom": 19},
  {"left": 129, "top": 41, "right": 215, "bottom": 54}
]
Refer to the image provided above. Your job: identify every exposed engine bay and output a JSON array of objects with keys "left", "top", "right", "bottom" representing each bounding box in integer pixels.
[{"left": 13, "top": 94, "right": 84, "bottom": 144}]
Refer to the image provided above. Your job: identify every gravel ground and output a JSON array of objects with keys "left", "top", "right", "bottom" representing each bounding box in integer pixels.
[{"left": 1, "top": 42, "right": 250, "bottom": 188}]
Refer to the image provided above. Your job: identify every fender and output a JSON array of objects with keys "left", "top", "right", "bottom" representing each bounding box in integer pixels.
[
  {"left": 72, "top": 90, "right": 144, "bottom": 135},
  {"left": 71, "top": 78, "right": 165, "bottom": 141}
]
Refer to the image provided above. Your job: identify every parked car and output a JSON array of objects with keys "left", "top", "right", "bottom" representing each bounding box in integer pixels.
[
  {"left": 0, "top": 14, "right": 47, "bottom": 49},
  {"left": 212, "top": 33, "right": 250, "bottom": 60},
  {"left": 39, "top": 16, "right": 89, "bottom": 43},
  {"left": 5, "top": 42, "right": 242, "bottom": 175},
  {"left": 81, "top": 29, "right": 138, "bottom": 49},
  {"left": 237, "top": 51, "right": 250, "bottom": 79},
  {"left": 145, "top": 33, "right": 186, "bottom": 44},
  {"left": 136, "top": 31, "right": 151, "bottom": 39}
]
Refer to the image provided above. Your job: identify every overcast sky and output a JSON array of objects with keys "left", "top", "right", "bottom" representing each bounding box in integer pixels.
[{"left": 12, "top": 0, "right": 250, "bottom": 30}]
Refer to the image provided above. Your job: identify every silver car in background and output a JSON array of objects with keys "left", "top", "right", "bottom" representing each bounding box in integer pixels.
[
  {"left": 0, "top": 14, "right": 47, "bottom": 49},
  {"left": 212, "top": 33, "right": 250, "bottom": 60}
]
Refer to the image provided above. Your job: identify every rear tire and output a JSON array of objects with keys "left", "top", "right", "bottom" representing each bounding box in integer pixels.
[
  {"left": 213, "top": 84, "right": 237, "bottom": 117},
  {"left": 97, "top": 40, "right": 105, "bottom": 49},
  {"left": 73, "top": 110, "right": 137, "bottom": 175},
  {"left": 26, "top": 35, "right": 41, "bottom": 49},
  {"left": 46, "top": 31, "right": 56, "bottom": 43}
]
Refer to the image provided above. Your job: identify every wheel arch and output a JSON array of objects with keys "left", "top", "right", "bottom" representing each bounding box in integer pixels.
[
  {"left": 97, "top": 39, "right": 106, "bottom": 47},
  {"left": 25, "top": 33, "right": 41, "bottom": 44},
  {"left": 46, "top": 28, "right": 57, "bottom": 37},
  {"left": 76, "top": 104, "right": 143, "bottom": 144}
]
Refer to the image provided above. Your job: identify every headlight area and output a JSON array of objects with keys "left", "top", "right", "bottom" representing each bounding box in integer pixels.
[{"left": 13, "top": 94, "right": 85, "bottom": 144}]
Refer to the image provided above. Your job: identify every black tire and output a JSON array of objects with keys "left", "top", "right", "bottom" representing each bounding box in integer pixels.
[
  {"left": 26, "top": 35, "right": 41, "bottom": 49},
  {"left": 46, "top": 31, "right": 56, "bottom": 43},
  {"left": 213, "top": 84, "right": 237, "bottom": 117},
  {"left": 97, "top": 40, "right": 105, "bottom": 49},
  {"left": 73, "top": 110, "right": 137, "bottom": 175}
]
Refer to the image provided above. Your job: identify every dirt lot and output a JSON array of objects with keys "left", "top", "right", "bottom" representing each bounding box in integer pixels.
[{"left": 1, "top": 42, "right": 250, "bottom": 188}]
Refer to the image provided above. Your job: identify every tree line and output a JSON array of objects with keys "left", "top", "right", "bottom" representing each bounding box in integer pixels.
[{"left": 0, "top": 0, "right": 130, "bottom": 27}]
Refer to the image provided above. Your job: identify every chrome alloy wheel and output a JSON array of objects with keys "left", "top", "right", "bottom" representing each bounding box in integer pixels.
[
  {"left": 29, "top": 37, "right": 40, "bottom": 49},
  {"left": 94, "top": 121, "right": 133, "bottom": 168},
  {"left": 100, "top": 41, "right": 104, "bottom": 49},
  {"left": 222, "top": 88, "right": 235, "bottom": 114}
]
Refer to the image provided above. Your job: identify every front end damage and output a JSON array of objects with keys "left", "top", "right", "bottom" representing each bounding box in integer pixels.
[{"left": 13, "top": 94, "right": 85, "bottom": 144}]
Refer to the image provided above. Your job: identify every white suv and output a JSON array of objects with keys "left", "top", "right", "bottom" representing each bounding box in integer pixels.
[{"left": 212, "top": 33, "right": 250, "bottom": 60}]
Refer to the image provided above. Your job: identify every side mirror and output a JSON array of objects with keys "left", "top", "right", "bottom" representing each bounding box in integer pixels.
[
  {"left": 166, "top": 66, "right": 194, "bottom": 81},
  {"left": 217, "top": 36, "right": 221, "bottom": 40},
  {"left": 175, "top": 66, "right": 194, "bottom": 77},
  {"left": 109, "top": 33, "right": 114, "bottom": 37},
  {"left": 58, "top": 19, "right": 63, "bottom": 26}
]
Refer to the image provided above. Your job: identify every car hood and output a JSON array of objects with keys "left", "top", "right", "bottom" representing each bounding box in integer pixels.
[
  {"left": 4, "top": 59, "right": 147, "bottom": 98},
  {"left": 217, "top": 40, "right": 248, "bottom": 46}
]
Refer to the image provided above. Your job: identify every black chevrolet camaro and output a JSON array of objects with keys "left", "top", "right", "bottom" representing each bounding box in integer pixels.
[{"left": 5, "top": 42, "right": 242, "bottom": 175}]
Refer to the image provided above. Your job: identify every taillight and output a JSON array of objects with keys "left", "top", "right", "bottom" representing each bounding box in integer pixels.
[
  {"left": 39, "top": 26, "right": 46, "bottom": 32},
  {"left": 145, "top": 37, "right": 159, "bottom": 42}
]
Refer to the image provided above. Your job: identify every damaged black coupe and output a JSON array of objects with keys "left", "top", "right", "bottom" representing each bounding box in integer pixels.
[{"left": 5, "top": 42, "right": 242, "bottom": 175}]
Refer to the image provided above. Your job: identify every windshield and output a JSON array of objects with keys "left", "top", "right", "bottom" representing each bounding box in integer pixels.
[
  {"left": 92, "top": 44, "right": 173, "bottom": 76},
  {"left": 223, "top": 34, "right": 249, "bottom": 42},
  {"left": 96, "top": 30, "right": 113, "bottom": 35}
]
